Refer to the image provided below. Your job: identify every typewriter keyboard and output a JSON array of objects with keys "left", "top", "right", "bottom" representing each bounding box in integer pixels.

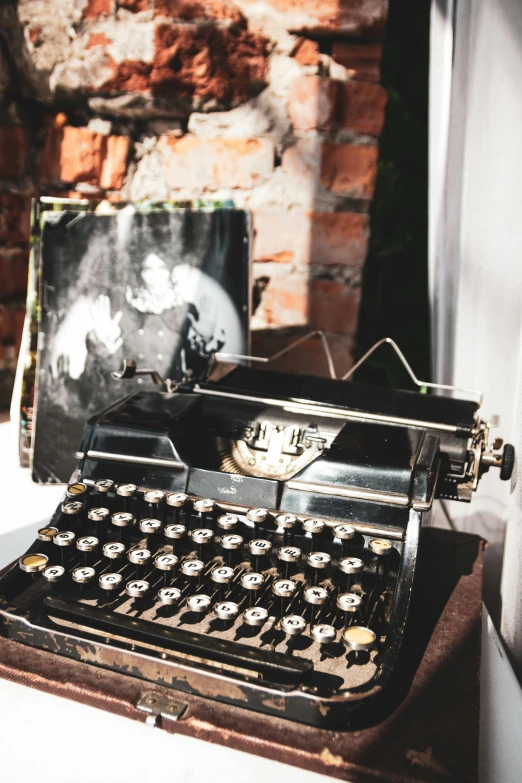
[{"left": 14, "top": 479, "right": 403, "bottom": 695}]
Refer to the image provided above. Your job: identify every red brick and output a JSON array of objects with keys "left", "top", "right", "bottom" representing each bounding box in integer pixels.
[
  {"left": 159, "top": 136, "right": 274, "bottom": 189},
  {"left": 236, "top": 0, "right": 387, "bottom": 36},
  {"left": 310, "top": 212, "right": 369, "bottom": 266},
  {"left": 288, "top": 76, "right": 337, "bottom": 132},
  {"left": 309, "top": 278, "right": 360, "bottom": 334},
  {"left": 42, "top": 126, "right": 105, "bottom": 184},
  {"left": 86, "top": 33, "right": 113, "bottom": 48},
  {"left": 253, "top": 209, "right": 368, "bottom": 268},
  {"left": 100, "top": 136, "right": 131, "bottom": 190},
  {"left": 148, "top": 24, "right": 269, "bottom": 104},
  {"left": 83, "top": 0, "right": 114, "bottom": 18},
  {"left": 331, "top": 42, "right": 383, "bottom": 82},
  {"left": 119, "top": 0, "right": 150, "bottom": 10},
  {"left": 0, "top": 126, "right": 27, "bottom": 178},
  {"left": 291, "top": 38, "right": 320, "bottom": 67},
  {"left": 0, "top": 194, "right": 31, "bottom": 243},
  {"left": 320, "top": 143, "right": 378, "bottom": 199},
  {"left": 338, "top": 80, "right": 387, "bottom": 136},
  {"left": 154, "top": 0, "right": 244, "bottom": 24},
  {"left": 251, "top": 329, "right": 354, "bottom": 378},
  {"left": 0, "top": 249, "right": 28, "bottom": 299}
]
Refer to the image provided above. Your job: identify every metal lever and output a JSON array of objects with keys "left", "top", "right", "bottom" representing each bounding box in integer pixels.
[
  {"left": 112, "top": 359, "right": 166, "bottom": 389},
  {"left": 342, "top": 337, "right": 484, "bottom": 406},
  {"left": 216, "top": 330, "right": 337, "bottom": 379}
]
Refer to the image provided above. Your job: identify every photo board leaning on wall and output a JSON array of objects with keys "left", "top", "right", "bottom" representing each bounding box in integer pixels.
[{"left": 26, "top": 201, "right": 251, "bottom": 483}]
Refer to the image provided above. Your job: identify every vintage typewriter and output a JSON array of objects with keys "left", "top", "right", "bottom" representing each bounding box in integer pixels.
[{"left": 0, "top": 337, "right": 514, "bottom": 727}]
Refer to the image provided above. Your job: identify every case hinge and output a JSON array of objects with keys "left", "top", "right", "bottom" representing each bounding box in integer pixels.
[{"left": 136, "top": 691, "right": 187, "bottom": 727}]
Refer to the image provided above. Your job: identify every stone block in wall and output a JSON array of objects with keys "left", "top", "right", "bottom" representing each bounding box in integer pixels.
[
  {"left": 320, "top": 143, "right": 378, "bottom": 199},
  {"left": 251, "top": 328, "right": 354, "bottom": 378},
  {"left": 338, "top": 81, "right": 387, "bottom": 137},
  {"left": 331, "top": 42, "right": 383, "bottom": 82},
  {"left": 288, "top": 76, "right": 337, "bottom": 132},
  {"left": 308, "top": 277, "right": 360, "bottom": 335},
  {"left": 0, "top": 194, "right": 31, "bottom": 244},
  {"left": 290, "top": 38, "right": 320, "bottom": 67},
  {"left": 41, "top": 124, "right": 132, "bottom": 190},
  {"left": 0, "top": 126, "right": 27, "bottom": 179},
  {"left": 158, "top": 136, "right": 274, "bottom": 189},
  {"left": 0, "top": 249, "right": 29, "bottom": 299},
  {"left": 253, "top": 209, "right": 369, "bottom": 268},
  {"left": 235, "top": 0, "right": 387, "bottom": 36},
  {"left": 100, "top": 135, "right": 131, "bottom": 189}
]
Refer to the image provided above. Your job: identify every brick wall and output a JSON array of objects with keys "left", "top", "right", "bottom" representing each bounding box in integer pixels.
[{"left": 0, "top": 0, "right": 388, "bottom": 400}]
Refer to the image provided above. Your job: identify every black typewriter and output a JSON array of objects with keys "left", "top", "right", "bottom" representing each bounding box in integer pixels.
[{"left": 0, "top": 339, "right": 514, "bottom": 727}]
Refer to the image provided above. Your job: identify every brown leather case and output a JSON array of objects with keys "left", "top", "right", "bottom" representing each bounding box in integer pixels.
[{"left": 0, "top": 528, "right": 483, "bottom": 782}]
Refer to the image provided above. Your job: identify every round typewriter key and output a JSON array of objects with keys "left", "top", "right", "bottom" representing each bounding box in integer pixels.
[
  {"left": 246, "top": 507, "right": 269, "bottom": 537},
  {"left": 306, "top": 551, "right": 331, "bottom": 584},
  {"left": 94, "top": 479, "right": 114, "bottom": 494},
  {"left": 181, "top": 559, "right": 205, "bottom": 590},
  {"left": 77, "top": 536, "right": 99, "bottom": 565},
  {"left": 154, "top": 553, "right": 178, "bottom": 571},
  {"left": 37, "top": 526, "right": 58, "bottom": 554},
  {"left": 342, "top": 625, "right": 376, "bottom": 653},
  {"left": 311, "top": 624, "right": 337, "bottom": 644},
  {"left": 66, "top": 482, "right": 87, "bottom": 499},
  {"left": 272, "top": 578, "right": 297, "bottom": 616},
  {"left": 158, "top": 586, "right": 182, "bottom": 606},
  {"left": 144, "top": 489, "right": 165, "bottom": 505},
  {"left": 187, "top": 594, "right": 212, "bottom": 614},
  {"left": 278, "top": 545, "right": 302, "bottom": 578},
  {"left": 339, "top": 556, "right": 364, "bottom": 590},
  {"left": 276, "top": 513, "right": 298, "bottom": 543},
  {"left": 369, "top": 538, "right": 392, "bottom": 556},
  {"left": 249, "top": 538, "right": 272, "bottom": 571},
  {"left": 62, "top": 501, "right": 83, "bottom": 514},
  {"left": 154, "top": 553, "right": 178, "bottom": 585},
  {"left": 140, "top": 518, "right": 162, "bottom": 551},
  {"left": 126, "top": 579, "right": 150, "bottom": 599},
  {"left": 37, "top": 526, "right": 58, "bottom": 543},
  {"left": 19, "top": 553, "right": 48, "bottom": 574},
  {"left": 111, "top": 511, "right": 134, "bottom": 543},
  {"left": 281, "top": 615, "right": 306, "bottom": 637},
  {"left": 302, "top": 518, "right": 325, "bottom": 550},
  {"left": 334, "top": 524, "right": 356, "bottom": 556},
  {"left": 99, "top": 572, "right": 123, "bottom": 592},
  {"left": 72, "top": 566, "right": 96, "bottom": 588},
  {"left": 337, "top": 592, "right": 362, "bottom": 627},
  {"left": 193, "top": 498, "right": 215, "bottom": 527},
  {"left": 164, "top": 523, "right": 186, "bottom": 553},
  {"left": 88, "top": 507, "right": 110, "bottom": 539},
  {"left": 53, "top": 531, "right": 76, "bottom": 567},
  {"left": 128, "top": 548, "right": 151, "bottom": 578},
  {"left": 116, "top": 483, "right": 137, "bottom": 497},
  {"left": 217, "top": 514, "right": 239, "bottom": 532},
  {"left": 166, "top": 493, "right": 188, "bottom": 523},
  {"left": 221, "top": 533, "right": 244, "bottom": 565},
  {"left": 191, "top": 528, "right": 214, "bottom": 546},
  {"left": 242, "top": 606, "right": 268, "bottom": 627},
  {"left": 103, "top": 541, "right": 126, "bottom": 561},
  {"left": 43, "top": 564, "right": 66, "bottom": 586},
  {"left": 215, "top": 601, "right": 239, "bottom": 621},
  {"left": 304, "top": 585, "right": 329, "bottom": 606},
  {"left": 241, "top": 572, "right": 264, "bottom": 606},
  {"left": 211, "top": 565, "right": 234, "bottom": 585}
]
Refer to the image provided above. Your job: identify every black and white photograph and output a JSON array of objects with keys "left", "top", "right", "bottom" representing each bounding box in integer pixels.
[{"left": 32, "top": 207, "right": 250, "bottom": 483}]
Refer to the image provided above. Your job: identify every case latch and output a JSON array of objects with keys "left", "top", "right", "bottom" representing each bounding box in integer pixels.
[{"left": 136, "top": 691, "right": 187, "bottom": 727}]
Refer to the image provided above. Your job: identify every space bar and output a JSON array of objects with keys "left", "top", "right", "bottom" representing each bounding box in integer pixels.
[{"left": 44, "top": 595, "right": 312, "bottom": 685}]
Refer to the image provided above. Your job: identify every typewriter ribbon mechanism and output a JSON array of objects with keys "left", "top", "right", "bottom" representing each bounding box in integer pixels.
[{"left": 0, "top": 336, "right": 514, "bottom": 728}]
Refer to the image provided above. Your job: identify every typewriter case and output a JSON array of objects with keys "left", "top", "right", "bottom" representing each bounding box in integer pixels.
[{"left": 0, "top": 359, "right": 513, "bottom": 728}]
